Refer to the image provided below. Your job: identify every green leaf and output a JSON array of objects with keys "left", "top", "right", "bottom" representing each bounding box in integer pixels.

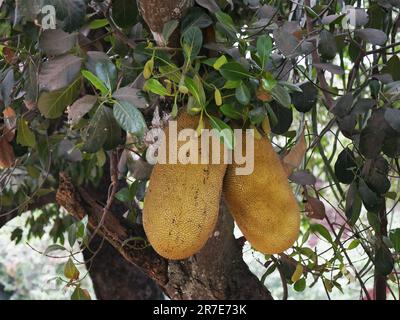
[
  {"left": 112, "top": 0, "right": 138, "bottom": 28},
  {"left": 213, "top": 55, "right": 228, "bottom": 70},
  {"left": 367, "top": 212, "right": 381, "bottom": 232},
  {"left": 82, "top": 105, "right": 122, "bottom": 153},
  {"left": 219, "top": 62, "right": 252, "bottom": 81},
  {"left": 208, "top": 115, "right": 234, "bottom": 150},
  {"left": 346, "top": 182, "right": 362, "bottom": 225},
  {"left": 113, "top": 101, "right": 147, "bottom": 137},
  {"left": 144, "top": 79, "right": 171, "bottom": 96},
  {"left": 359, "top": 179, "right": 381, "bottom": 213},
  {"left": 89, "top": 19, "right": 109, "bottom": 30},
  {"left": 224, "top": 80, "right": 241, "bottom": 89},
  {"left": 262, "top": 73, "right": 277, "bottom": 91},
  {"left": 64, "top": 258, "right": 80, "bottom": 280},
  {"left": 389, "top": 229, "right": 400, "bottom": 253},
  {"left": 86, "top": 52, "right": 117, "bottom": 92},
  {"left": 235, "top": 83, "right": 251, "bottom": 105},
  {"left": 17, "top": 118, "right": 36, "bottom": 148},
  {"left": 293, "top": 278, "right": 306, "bottom": 292},
  {"left": 10, "top": 228, "right": 23, "bottom": 244},
  {"left": 374, "top": 246, "right": 394, "bottom": 276},
  {"left": 310, "top": 224, "right": 333, "bottom": 243},
  {"left": 220, "top": 104, "right": 242, "bottom": 120},
  {"left": 184, "top": 77, "right": 206, "bottom": 107},
  {"left": 71, "top": 287, "right": 91, "bottom": 300},
  {"left": 38, "top": 77, "right": 81, "bottom": 119},
  {"left": 305, "top": 6, "right": 319, "bottom": 18},
  {"left": 318, "top": 29, "right": 337, "bottom": 60},
  {"left": 215, "top": 11, "right": 237, "bottom": 34},
  {"left": 115, "top": 187, "right": 133, "bottom": 202},
  {"left": 82, "top": 70, "right": 109, "bottom": 96},
  {"left": 163, "top": 20, "right": 179, "bottom": 45},
  {"left": 347, "top": 239, "right": 360, "bottom": 250},
  {"left": 181, "top": 26, "right": 203, "bottom": 61},
  {"left": 181, "top": 7, "right": 213, "bottom": 31},
  {"left": 271, "top": 84, "right": 291, "bottom": 108},
  {"left": 257, "top": 35, "right": 273, "bottom": 69}
]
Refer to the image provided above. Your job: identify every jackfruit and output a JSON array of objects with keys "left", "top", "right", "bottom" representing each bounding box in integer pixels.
[
  {"left": 143, "top": 113, "right": 227, "bottom": 260},
  {"left": 224, "top": 135, "right": 301, "bottom": 254}
]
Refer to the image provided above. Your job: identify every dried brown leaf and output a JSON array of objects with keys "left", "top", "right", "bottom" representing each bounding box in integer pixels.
[
  {"left": 283, "top": 130, "right": 307, "bottom": 176},
  {"left": 0, "top": 137, "right": 15, "bottom": 169},
  {"left": 2, "top": 106, "right": 16, "bottom": 142},
  {"left": 305, "top": 196, "right": 326, "bottom": 220}
]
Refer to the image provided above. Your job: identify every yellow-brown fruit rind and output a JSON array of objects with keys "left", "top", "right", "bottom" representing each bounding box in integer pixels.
[
  {"left": 224, "top": 136, "right": 301, "bottom": 254},
  {"left": 143, "top": 113, "right": 227, "bottom": 260}
]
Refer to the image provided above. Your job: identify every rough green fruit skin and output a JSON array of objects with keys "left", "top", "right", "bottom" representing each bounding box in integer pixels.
[
  {"left": 224, "top": 136, "right": 301, "bottom": 254},
  {"left": 143, "top": 114, "right": 227, "bottom": 260}
]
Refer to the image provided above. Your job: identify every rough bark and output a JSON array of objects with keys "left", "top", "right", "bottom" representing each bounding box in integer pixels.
[
  {"left": 83, "top": 235, "right": 164, "bottom": 300},
  {"left": 137, "top": 0, "right": 194, "bottom": 34},
  {"left": 56, "top": 172, "right": 273, "bottom": 300}
]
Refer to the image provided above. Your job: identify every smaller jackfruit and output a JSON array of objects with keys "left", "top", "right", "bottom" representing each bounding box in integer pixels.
[{"left": 224, "top": 135, "right": 301, "bottom": 254}]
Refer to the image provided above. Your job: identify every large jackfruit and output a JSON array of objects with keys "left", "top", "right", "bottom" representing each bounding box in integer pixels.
[
  {"left": 143, "top": 113, "right": 227, "bottom": 260},
  {"left": 224, "top": 135, "right": 301, "bottom": 254}
]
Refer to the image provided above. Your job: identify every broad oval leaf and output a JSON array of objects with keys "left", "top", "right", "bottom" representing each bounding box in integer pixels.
[
  {"left": 335, "top": 148, "right": 357, "bottom": 184},
  {"left": 219, "top": 62, "right": 252, "bottom": 81},
  {"left": 144, "top": 79, "right": 171, "bottom": 96},
  {"left": 38, "top": 77, "right": 81, "bottom": 119},
  {"left": 318, "top": 29, "right": 337, "bottom": 60},
  {"left": 39, "top": 29, "right": 77, "bottom": 56},
  {"left": 17, "top": 118, "right": 36, "bottom": 148},
  {"left": 355, "top": 28, "right": 388, "bottom": 46},
  {"left": 68, "top": 95, "right": 97, "bottom": 125},
  {"left": 181, "top": 26, "right": 203, "bottom": 61},
  {"left": 235, "top": 83, "right": 251, "bottom": 105},
  {"left": 113, "top": 101, "right": 147, "bottom": 137},
  {"left": 82, "top": 70, "right": 109, "bottom": 96},
  {"left": 113, "top": 87, "right": 149, "bottom": 109},
  {"left": 384, "top": 108, "right": 400, "bottom": 133},
  {"left": 86, "top": 51, "right": 117, "bottom": 92},
  {"left": 271, "top": 84, "right": 292, "bottom": 109},
  {"left": 39, "top": 54, "right": 82, "bottom": 92},
  {"left": 82, "top": 105, "right": 122, "bottom": 153}
]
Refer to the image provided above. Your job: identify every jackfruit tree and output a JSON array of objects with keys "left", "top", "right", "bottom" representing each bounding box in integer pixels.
[{"left": 0, "top": 0, "right": 400, "bottom": 300}]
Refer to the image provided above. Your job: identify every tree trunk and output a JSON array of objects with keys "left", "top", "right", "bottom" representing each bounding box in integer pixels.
[
  {"left": 83, "top": 235, "right": 164, "bottom": 300},
  {"left": 164, "top": 204, "right": 272, "bottom": 300}
]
